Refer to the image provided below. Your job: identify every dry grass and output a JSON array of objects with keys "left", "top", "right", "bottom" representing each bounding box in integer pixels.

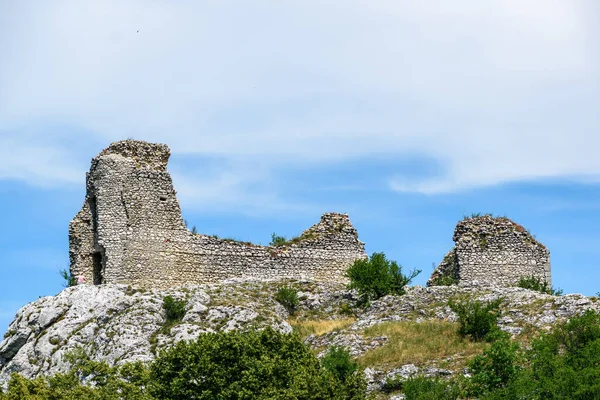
[
  {"left": 358, "top": 320, "right": 488, "bottom": 370},
  {"left": 290, "top": 318, "right": 356, "bottom": 339}
]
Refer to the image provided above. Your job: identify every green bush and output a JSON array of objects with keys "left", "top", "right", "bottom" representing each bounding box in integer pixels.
[
  {"left": 1, "top": 330, "right": 366, "bottom": 400},
  {"left": 0, "top": 349, "right": 152, "bottom": 400},
  {"left": 59, "top": 268, "right": 76, "bottom": 288},
  {"left": 448, "top": 298, "right": 503, "bottom": 341},
  {"left": 430, "top": 274, "right": 457, "bottom": 286},
  {"left": 345, "top": 252, "right": 420, "bottom": 303},
  {"left": 517, "top": 275, "right": 563, "bottom": 296},
  {"left": 150, "top": 328, "right": 366, "bottom": 399},
  {"left": 320, "top": 346, "right": 359, "bottom": 382},
  {"left": 475, "top": 310, "right": 600, "bottom": 399},
  {"left": 275, "top": 286, "right": 299, "bottom": 316},
  {"left": 468, "top": 336, "right": 522, "bottom": 396},
  {"left": 402, "top": 377, "right": 461, "bottom": 400},
  {"left": 162, "top": 296, "right": 187, "bottom": 325},
  {"left": 269, "top": 233, "right": 288, "bottom": 246}
]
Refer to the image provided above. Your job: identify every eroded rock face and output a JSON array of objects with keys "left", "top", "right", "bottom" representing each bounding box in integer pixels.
[
  {"left": 69, "top": 139, "right": 366, "bottom": 289},
  {"left": 0, "top": 282, "right": 293, "bottom": 387},
  {"left": 1, "top": 279, "right": 598, "bottom": 395},
  {"left": 428, "top": 215, "right": 551, "bottom": 287}
]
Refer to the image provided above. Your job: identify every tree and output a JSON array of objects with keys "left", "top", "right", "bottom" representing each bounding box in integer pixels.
[
  {"left": 149, "top": 328, "right": 366, "bottom": 399},
  {"left": 345, "top": 252, "right": 420, "bottom": 303}
]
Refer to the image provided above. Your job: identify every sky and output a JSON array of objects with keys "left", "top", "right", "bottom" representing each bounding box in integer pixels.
[{"left": 0, "top": 0, "right": 599, "bottom": 335}]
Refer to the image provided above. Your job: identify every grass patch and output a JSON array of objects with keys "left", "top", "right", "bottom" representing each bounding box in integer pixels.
[
  {"left": 290, "top": 318, "right": 356, "bottom": 339},
  {"left": 358, "top": 320, "right": 488, "bottom": 370}
]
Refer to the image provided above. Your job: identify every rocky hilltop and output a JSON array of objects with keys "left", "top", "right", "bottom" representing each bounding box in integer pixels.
[{"left": 1, "top": 279, "right": 597, "bottom": 396}]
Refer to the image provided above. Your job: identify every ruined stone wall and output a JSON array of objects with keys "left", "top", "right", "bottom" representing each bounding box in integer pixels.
[
  {"left": 428, "top": 215, "right": 551, "bottom": 287},
  {"left": 69, "top": 140, "right": 366, "bottom": 288}
]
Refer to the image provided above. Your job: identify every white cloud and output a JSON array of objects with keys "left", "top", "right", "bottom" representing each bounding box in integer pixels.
[
  {"left": 0, "top": 136, "right": 82, "bottom": 187},
  {"left": 0, "top": 0, "right": 598, "bottom": 197}
]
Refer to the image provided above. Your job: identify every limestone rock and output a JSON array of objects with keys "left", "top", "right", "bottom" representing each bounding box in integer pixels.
[{"left": 0, "top": 282, "right": 292, "bottom": 387}]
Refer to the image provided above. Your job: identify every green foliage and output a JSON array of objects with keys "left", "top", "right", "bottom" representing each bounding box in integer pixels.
[
  {"left": 269, "top": 233, "right": 288, "bottom": 246},
  {"left": 58, "top": 268, "right": 76, "bottom": 288},
  {"left": 345, "top": 252, "right": 421, "bottom": 303},
  {"left": 268, "top": 232, "right": 317, "bottom": 247},
  {"left": 517, "top": 275, "right": 563, "bottom": 296},
  {"left": 448, "top": 298, "right": 503, "bottom": 341},
  {"left": 162, "top": 296, "right": 187, "bottom": 330},
  {"left": 191, "top": 225, "right": 198, "bottom": 234},
  {"left": 275, "top": 286, "right": 299, "bottom": 316},
  {"left": 320, "top": 346, "right": 359, "bottom": 382},
  {"left": 339, "top": 302, "right": 355, "bottom": 316},
  {"left": 2, "top": 331, "right": 366, "bottom": 399},
  {"left": 381, "top": 374, "right": 404, "bottom": 393},
  {"left": 0, "top": 348, "right": 152, "bottom": 400},
  {"left": 430, "top": 274, "right": 457, "bottom": 286},
  {"left": 462, "top": 212, "right": 493, "bottom": 220},
  {"left": 150, "top": 328, "right": 366, "bottom": 399},
  {"left": 468, "top": 335, "right": 522, "bottom": 396},
  {"left": 478, "top": 310, "right": 600, "bottom": 399},
  {"left": 402, "top": 377, "right": 461, "bottom": 400}
]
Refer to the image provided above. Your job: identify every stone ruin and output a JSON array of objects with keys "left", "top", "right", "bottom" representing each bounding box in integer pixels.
[
  {"left": 428, "top": 215, "right": 551, "bottom": 287},
  {"left": 69, "top": 140, "right": 552, "bottom": 290},
  {"left": 69, "top": 140, "right": 367, "bottom": 288}
]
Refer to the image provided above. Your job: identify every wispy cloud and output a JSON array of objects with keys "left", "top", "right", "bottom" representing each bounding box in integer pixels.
[{"left": 0, "top": 0, "right": 598, "bottom": 198}]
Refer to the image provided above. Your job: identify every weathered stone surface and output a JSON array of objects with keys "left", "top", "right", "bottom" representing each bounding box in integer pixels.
[
  {"left": 428, "top": 215, "right": 551, "bottom": 287},
  {"left": 69, "top": 139, "right": 366, "bottom": 288},
  {"left": 2, "top": 278, "right": 599, "bottom": 398},
  {"left": 0, "top": 282, "right": 293, "bottom": 387}
]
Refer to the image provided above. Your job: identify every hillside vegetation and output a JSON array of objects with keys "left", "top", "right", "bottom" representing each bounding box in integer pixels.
[{"left": 1, "top": 253, "right": 599, "bottom": 399}]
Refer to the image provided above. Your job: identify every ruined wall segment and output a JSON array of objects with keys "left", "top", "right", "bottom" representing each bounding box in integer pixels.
[
  {"left": 69, "top": 140, "right": 366, "bottom": 288},
  {"left": 428, "top": 215, "right": 551, "bottom": 287}
]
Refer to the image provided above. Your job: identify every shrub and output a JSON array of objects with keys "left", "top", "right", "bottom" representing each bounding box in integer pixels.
[
  {"left": 517, "top": 275, "right": 563, "bottom": 296},
  {"left": 345, "top": 252, "right": 420, "bottom": 303},
  {"left": 150, "top": 328, "right": 366, "bottom": 399},
  {"left": 402, "top": 377, "right": 461, "bottom": 400},
  {"left": 430, "top": 274, "right": 457, "bottom": 286},
  {"left": 468, "top": 336, "right": 522, "bottom": 396},
  {"left": 269, "top": 233, "right": 288, "bottom": 246},
  {"left": 162, "top": 296, "right": 187, "bottom": 325},
  {"left": 448, "top": 298, "right": 503, "bottom": 341},
  {"left": 275, "top": 286, "right": 299, "bottom": 316},
  {"left": 320, "top": 346, "right": 359, "bottom": 382},
  {"left": 59, "top": 268, "right": 76, "bottom": 288},
  {"left": 1, "top": 331, "right": 367, "bottom": 400},
  {"left": 0, "top": 349, "right": 153, "bottom": 400},
  {"left": 339, "top": 303, "right": 355, "bottom": 316},
  {"left": 488, "top": 310, "right": 600, "bottom": 399}
]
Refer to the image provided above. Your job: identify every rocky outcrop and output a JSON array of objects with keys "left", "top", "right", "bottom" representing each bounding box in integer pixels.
[
  {"left": 69, "top": 139, "right": 366, "bottom": 288},
  {"left": 2, "top": 279, "right": 596, "bottom": 391},
  {"left": 428, "top": 215, "right": 551, "bottom": 287},
  {"left": 0, "top": 281, "right": 296, "bottom": 387}
]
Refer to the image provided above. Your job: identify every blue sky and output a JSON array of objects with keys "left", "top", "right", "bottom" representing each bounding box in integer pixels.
[{"left": 1, "top": 0, "right": 599, "bottom": 335}]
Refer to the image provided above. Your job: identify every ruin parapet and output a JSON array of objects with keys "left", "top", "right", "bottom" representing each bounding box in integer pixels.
[
  {"left": 428, "top": 215, "right": 551, "bottom": 287},
  {"left": 69, "top": 140, "right": 366, "bottom": 288}
]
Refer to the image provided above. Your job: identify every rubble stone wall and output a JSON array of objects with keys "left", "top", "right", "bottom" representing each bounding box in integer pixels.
[
  {"left": 428, "top": 215, "right": 551, "bottom": 287},
  {"left": 69, "top": 140, "right": 366, "bottom": 289}
]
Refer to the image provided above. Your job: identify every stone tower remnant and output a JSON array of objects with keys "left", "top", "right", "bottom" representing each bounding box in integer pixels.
[
  {"left": 428, "top": 215, "right": 551, "bottom": 287},
  {"left": 69, "top": 140, "right": 366, "bottom": 288}
]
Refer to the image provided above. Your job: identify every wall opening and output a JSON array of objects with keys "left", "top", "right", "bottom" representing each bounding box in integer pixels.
[{"left": 93, "top": 252, "right": 103, "bottom": 285}]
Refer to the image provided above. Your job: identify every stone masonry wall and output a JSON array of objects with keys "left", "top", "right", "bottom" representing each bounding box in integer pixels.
[
  {"left": 428, "top": 215, "right": 551, "bottom": 287},
  {"left": 69, "top": 140, "right": 366, "bottom": 289}
]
